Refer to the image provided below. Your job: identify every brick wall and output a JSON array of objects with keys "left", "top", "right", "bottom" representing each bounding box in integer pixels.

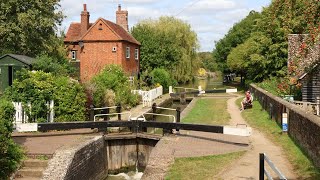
[{"left": 249, "top": 84, "right": 320, "bottom": 168}]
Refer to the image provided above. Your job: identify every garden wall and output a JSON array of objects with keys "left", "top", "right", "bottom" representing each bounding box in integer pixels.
[{"left": 249, "top": 84, "right": 320, "bottom": 168}]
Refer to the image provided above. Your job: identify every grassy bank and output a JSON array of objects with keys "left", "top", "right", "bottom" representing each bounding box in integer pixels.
[
  {"left": 182, "top": 98, "right": 230, "bottom": 125},
  {"left": 165, "top": 151, "right": 245, "bottom": 180},
  {"left": 236, "top": 98, "right": 320, "bottom": 179}
]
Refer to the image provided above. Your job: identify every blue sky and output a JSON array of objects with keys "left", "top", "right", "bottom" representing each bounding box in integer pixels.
[{"left": 59, "top": 0, "right": 271, "bottom": 51}]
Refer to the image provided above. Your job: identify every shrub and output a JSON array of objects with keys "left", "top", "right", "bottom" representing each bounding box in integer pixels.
[
  {"left": 90, "top": 65, "right": 139, "bottom": 109},
  {"left": 0, "top": 99, "right": 24, "bottom": 178},
  {"left": 4, "top": 70, "right": 86, "bottom": 122},
  {"left": 150, "top": 68, "right": 176, "bottom": 91}
]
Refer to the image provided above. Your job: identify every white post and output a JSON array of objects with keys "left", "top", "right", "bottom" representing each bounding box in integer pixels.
[
  {"left": 282, "top": 113, "right": 288, "bottom": 132},
  {"left": 49, "top": 100, "right": 54, "bottom": 122},
  {"left": 169, "top": 86, "right": 173, "bottom": 94}
]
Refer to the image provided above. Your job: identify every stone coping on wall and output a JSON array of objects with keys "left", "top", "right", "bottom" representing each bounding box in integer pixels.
[
  {"left": 250, "top": 84, "right": 320, "bottom": 127},
  {"left": 41, "top": 136, "right": 103, "bottom": 180}
]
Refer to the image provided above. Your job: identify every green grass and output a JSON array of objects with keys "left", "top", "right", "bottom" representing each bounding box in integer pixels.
[
  {"left": 182, "top": 98, "right": 230, "bottom": 125},
  {"left": 236, "top": 98, "right": 320, "bottom": 179},
  {"left": 165, "top": 151, "right": 245, "bottom": 180}
]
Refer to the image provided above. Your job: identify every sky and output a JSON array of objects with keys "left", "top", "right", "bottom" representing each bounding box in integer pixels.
[{"left": 59, "top": 0, "right": 271, "bottom": 52}]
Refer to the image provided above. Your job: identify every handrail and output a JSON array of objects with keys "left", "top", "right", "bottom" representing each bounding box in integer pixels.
[
  {"left": 260, "top": 153, "right": 287, "bottom": 180},
  {"left": 94, "top": 112, "right": 132, "bottom": 122},
  {"left": 93, "top": 106, "right": 117, "bottom": 110},
  {"left": 156, "top": 107, "right": 176, "bottom": 111},
  {"left": 141, "top": 113, "right": 176, "bottom": 123}
]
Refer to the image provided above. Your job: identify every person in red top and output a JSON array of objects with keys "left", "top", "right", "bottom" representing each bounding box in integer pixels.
[{"left": 240, "top": 90, "right": 253, "bottom": 111}]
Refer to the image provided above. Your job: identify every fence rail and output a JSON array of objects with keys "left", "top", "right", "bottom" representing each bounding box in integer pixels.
[
  {"left": 259, "top": 153, "right": 287, "bottom": 180},
  {"left": 132, "top": 86, "right": 163, "bottom": 107}
]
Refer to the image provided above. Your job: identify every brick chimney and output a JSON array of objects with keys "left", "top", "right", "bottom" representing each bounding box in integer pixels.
[
  {"left": 116, "top": 4, "right": 129, "bottom": 32},
  {"left": 81, "top": 4, "right": 90, "bottom": 36}
]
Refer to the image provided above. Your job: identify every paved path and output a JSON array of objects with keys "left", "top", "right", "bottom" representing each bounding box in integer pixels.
[
  {"left": 218, "top": 95, "right": 297, "bottom": 179},
  {"left": 142, "top": 96, "right": 250, "bottom": 180}
]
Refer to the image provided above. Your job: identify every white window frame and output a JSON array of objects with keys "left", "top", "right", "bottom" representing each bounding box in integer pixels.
[
  {"left": 135, "top": 48, "right": 139, "bottom": 60},
  {"left": 71, "top": 50, "right": 76, "bottom": 60},
  {"left": 126, "top": 47, "right": 130, "bottom": 59}
]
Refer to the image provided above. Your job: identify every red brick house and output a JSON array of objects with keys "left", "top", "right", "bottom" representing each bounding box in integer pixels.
[{"left": 64, "top": 4, "right": 140, "bottom": 82}]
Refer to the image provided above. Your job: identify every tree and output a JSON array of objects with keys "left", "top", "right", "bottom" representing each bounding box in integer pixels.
[
  {"left": 0, "top": 0, "right": 64, "bottom": 57},
  {"left": 227, "top": 33, "right": 272, "bottom": 82},
  {"left": 213, "top": 11, "right": 261, "bottom": 73},
  {"left": 132, "top": 16, "right": 200, "bottom": 83},
  {"left": 0, "top": 99, "right": 24, "bottom": 178},
  {"left": 198, "top": 52, "right": 217, "bottom": 72}
]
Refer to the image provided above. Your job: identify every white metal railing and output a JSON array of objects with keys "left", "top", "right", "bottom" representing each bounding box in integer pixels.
[
  {"left": 292, "top": 100, "right": 320, "bottom": 116},
  {"left": 132, "top": 86, "right": 163, "bottom": 107},
  {"left": 94, "top": 112, "right": 132, "bottom": 122},
  {"left": 260, "top": 153, "right": 287, "bottom": 180}
]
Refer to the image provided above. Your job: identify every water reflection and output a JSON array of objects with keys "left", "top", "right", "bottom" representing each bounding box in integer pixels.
[{"left": 106, "top": 171, "right": 143, "bottom": 180}]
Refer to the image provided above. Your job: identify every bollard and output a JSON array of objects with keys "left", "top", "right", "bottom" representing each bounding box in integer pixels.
[
  {"left": 90, "top": 105, "right": 94, "bottom": 121},
  {"left": 152, "top": 103, "right": 157, "bottom": 121},
  {"left": 259, "top": 153, "right": 265, "bottom": 180},
  {"left": 169, "top": 86, "right": 173, "bottom": 94},
  {"left": 176, "top": 107, "right": 181, "bottom": 132},
  {"left": 116, "top": 104, "right": 121, "bottom": 120}
]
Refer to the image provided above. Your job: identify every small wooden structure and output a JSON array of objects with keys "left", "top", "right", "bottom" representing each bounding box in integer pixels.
[
  {"left": 298, "top": 65, "right": 320, "bottom": 102},
  {"left": 0, "top": 54, "right": 34, "bottom": 93}
]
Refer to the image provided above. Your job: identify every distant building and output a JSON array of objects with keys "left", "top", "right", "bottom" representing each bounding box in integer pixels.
[
  {"left": 288, "top": 34, "right": 320, "bottom": 102},
  {"left": 64, "top": 4, "right": 141, "bottom": 82},
  {"left": 0, "top": 54, "right": 34, "bottom": 93}
]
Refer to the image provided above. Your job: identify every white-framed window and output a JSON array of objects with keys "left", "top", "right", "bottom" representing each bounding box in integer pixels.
[
  {"left": 71, "top": 50, "right": 76, "bottom": 60},
  {"left": 126, "top": 47, "right": 130, "bottom": 59},
  {"left": 135, "top": 48, "right": 139, "bottom": 60}
]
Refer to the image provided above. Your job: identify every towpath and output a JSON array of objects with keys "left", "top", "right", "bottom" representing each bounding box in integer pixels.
[{"left": 217, "top": 95, "right": 297, "bottom": 179}]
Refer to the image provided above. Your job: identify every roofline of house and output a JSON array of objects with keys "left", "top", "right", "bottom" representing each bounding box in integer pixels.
[{"left": 64, "top": 39, "right": 141, "bottom": 46}]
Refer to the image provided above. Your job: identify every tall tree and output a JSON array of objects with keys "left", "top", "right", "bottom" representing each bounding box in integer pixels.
[
  {"left": 0, "top": 0, "right": 64, "bottom": 57},
  {"left": 212, "top": 11, "right": 261, "bottom": 73},
  {"left": 132, "top": 16, "right": 199, "bottom": 83}
]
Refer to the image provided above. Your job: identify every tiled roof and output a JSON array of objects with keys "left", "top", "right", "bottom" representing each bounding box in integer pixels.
[
  {"left": 101, "top": 18, "right": 140, "bottom": 45},
  {"left": 64, "top": 23, "right": 92, "bottom": 42},
  {"left": 64, "top": 19, "right": 140, "bottom": 45}
]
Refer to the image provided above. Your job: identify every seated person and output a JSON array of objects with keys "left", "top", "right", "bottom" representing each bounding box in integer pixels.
[{"left": 241, "top": 91, "right": 253, "bottom": 111}]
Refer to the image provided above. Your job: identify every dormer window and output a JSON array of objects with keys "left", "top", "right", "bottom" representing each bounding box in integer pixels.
[
  {"left": 71, "top": 50, "right": 76, "bottom": 60},
  {"left": 126, "top": 47, "right": 130, "bottom": 59}
]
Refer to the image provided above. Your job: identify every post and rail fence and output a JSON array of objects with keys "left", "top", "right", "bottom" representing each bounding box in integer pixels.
[
  {"left": 132, "top": 86, "right": 163, "bottom": 107},
  {"left": 259, "top": 153, "right": 287, "bottom": 180}
]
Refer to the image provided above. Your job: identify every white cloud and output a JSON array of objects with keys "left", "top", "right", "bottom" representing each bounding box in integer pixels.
[{"left": 59, "top": 0, "right": 269, "bottom": 51}]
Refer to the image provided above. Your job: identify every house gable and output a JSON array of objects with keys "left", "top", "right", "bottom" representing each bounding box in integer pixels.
[{"left": 81, "top": 18, "right": 120, "bottom": 42}]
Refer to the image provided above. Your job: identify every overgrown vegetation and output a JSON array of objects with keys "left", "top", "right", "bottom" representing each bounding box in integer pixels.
[
  {"left": 150, "top": 68, "right": 176, "bottom": 91},
  {"left": 237, "top": 98, "right": 320, "bottom": 179},
  {"left": 182, "top": 98, "right": 230, "bottom": 125},
  {"left": 3, "top": 70, "right": 86, "bottom": 122},
  {"left": 0, "top": 99, "right": 24, "bottom": 179},
  {"left": 132, "top": 16, "right": 200, "bottom": 83},
  {"left": 213, "top": 0, "right": 319, "bottom": 92},
  {"left": 0, "top": 0, "right": 64, "bottom": 58},
  {"left": 88, "top": 65, "right": 139, "bottom": 109},
  {"left": 165, "top": 151, "right": 245, "bottom": 180}
]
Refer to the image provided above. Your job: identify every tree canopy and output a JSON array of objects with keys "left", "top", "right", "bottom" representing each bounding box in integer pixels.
[
  {"left": 214, "top": 0, "right": 320, "bottom": 82},
  {"left": 132, "top": 16, "right": 200, "bottom": 83},
  {"left": 0, "top": 0, "right": 64, "bottom": 57}
]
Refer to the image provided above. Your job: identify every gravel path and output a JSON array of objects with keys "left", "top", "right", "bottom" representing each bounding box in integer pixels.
[{"left": 218, "top": 95, "right": 298, "bottom": 179}]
